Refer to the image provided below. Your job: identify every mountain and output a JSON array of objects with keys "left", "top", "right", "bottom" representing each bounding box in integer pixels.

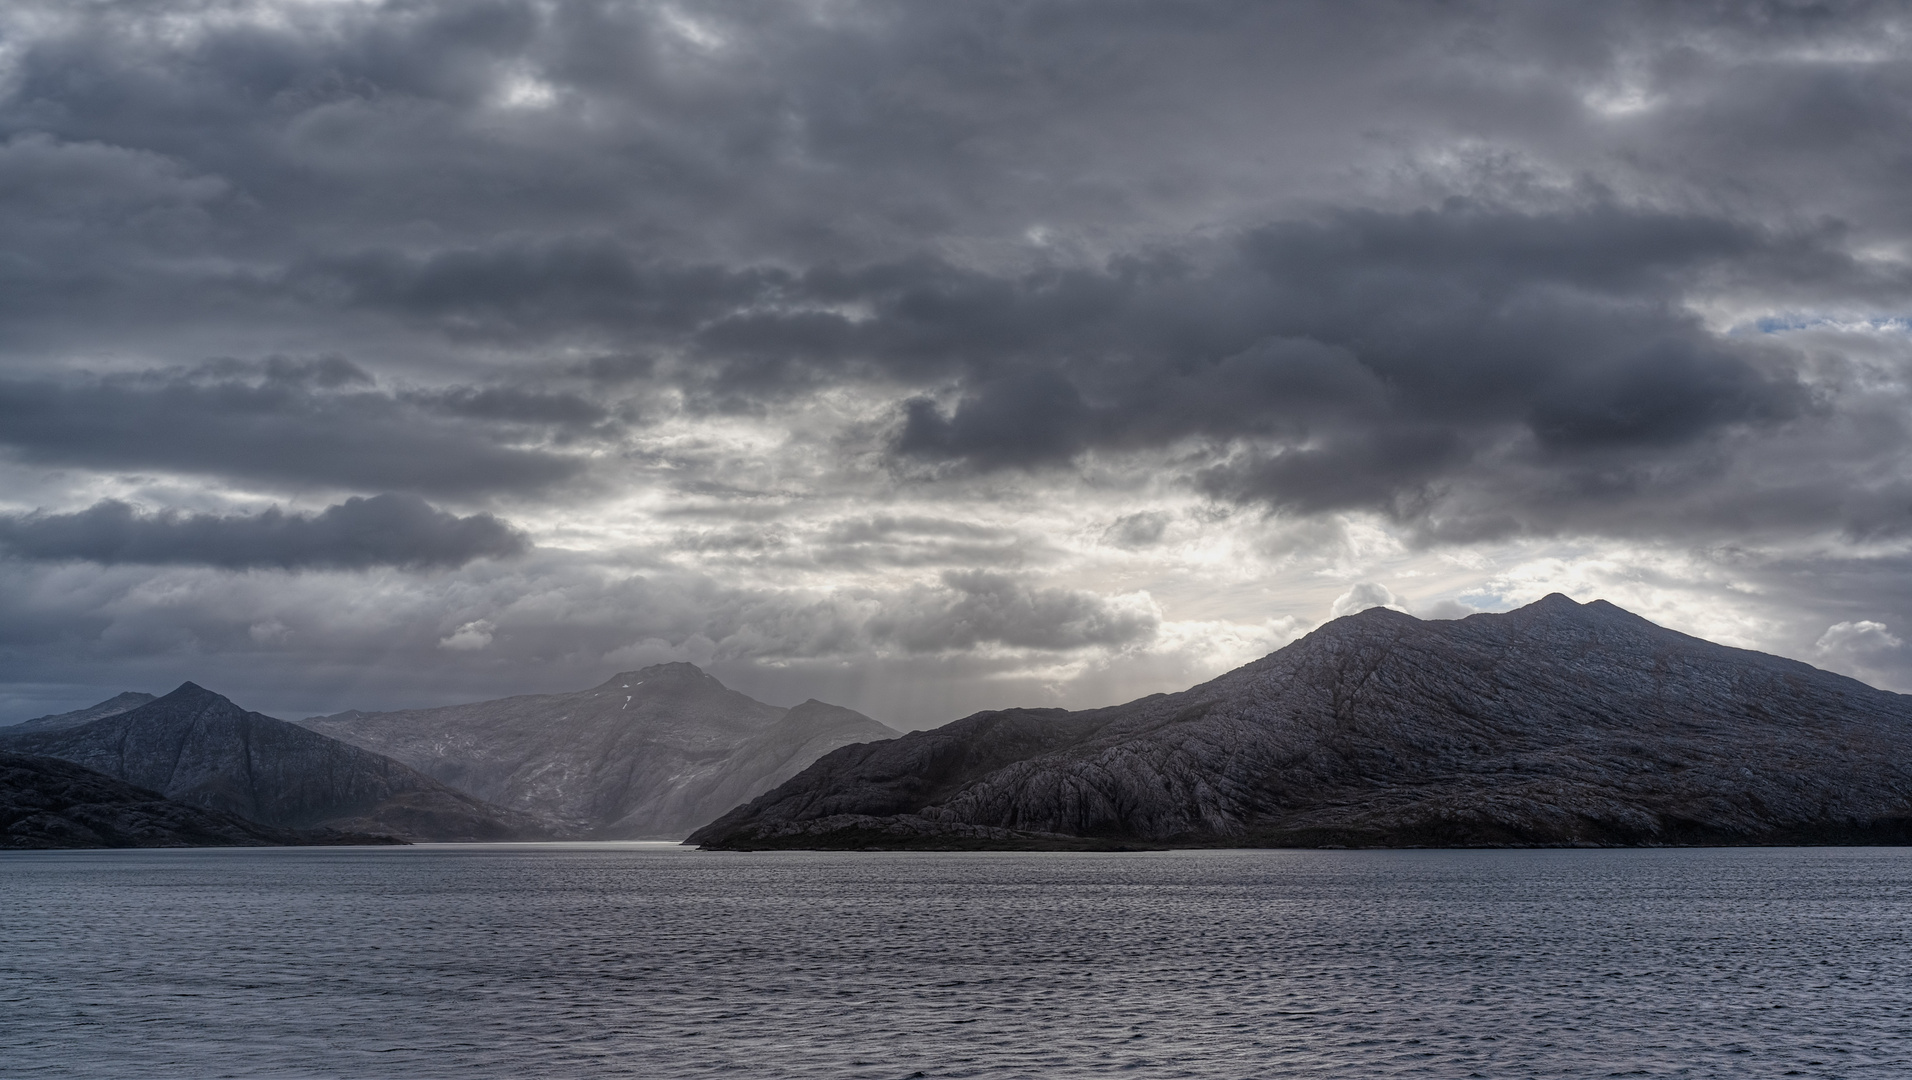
[
  {"left": 298, "top": 663, "right": 901, "bottom": 839},
  {"left": 8, "top": 692, "right": 157, "bottom": 733},
  {"left": 1, "top": 683, "right": 548, "bottom": 842},
  {"left": 2, "top": 752, "right": 402, "bottom": 849},
  {"left": 689, "top": 595, "right": 1912, "bottom": 850}
]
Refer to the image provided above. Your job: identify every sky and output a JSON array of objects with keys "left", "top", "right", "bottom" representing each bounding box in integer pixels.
[{"left": 3, "top": 0, "right": 1912, "bottom": 728}]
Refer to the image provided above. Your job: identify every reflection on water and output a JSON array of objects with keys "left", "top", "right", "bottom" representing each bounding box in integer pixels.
[{"left": 3, "top": 843, "right": 1910, "bottom": 1077}]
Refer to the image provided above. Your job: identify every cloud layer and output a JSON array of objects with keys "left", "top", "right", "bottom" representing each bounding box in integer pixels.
[
  {"left": 0, "top": 495, "right": 528, "bottom": 570},
  {"left": 3, "top": 1, "right": 1912, "bottom": 724}
]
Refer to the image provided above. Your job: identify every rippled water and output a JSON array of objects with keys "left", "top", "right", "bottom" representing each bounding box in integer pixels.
[{"left": 3, "top": 845, "right": 1910, "bottom": 1078}]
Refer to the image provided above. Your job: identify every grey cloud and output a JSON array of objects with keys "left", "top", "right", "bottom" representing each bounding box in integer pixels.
[
  {"left": 1196, "top": 427, "right": 1472, "bottom": 518},
  {"left": 302, "top": 242, "right": 788, "bottom": 345},
  {"left": 6, "top": 0, "right": 1912, "bottom": 717},
  {"left": 895, "top": 372, "right": 1091, "bottom": 470},
  {"left": 405, "top": 385, "right": 609, "bottom": 426},
  {"left": 0, "top": 495, "right": 529, "bottom": 570},
  {"left": 0, "top": 131, "right": 227, "bottom": 229},
  {"left": 859, "top": 203, "right": 1833, "bottom": 533},
  {"left": 667, "top": 515, "right": 1054, "bottom": 575},
  {"left": 1330, "top": 583, "right": 1404, "bottom": 618},
  {"left": 1102, "top": 512, "right": 1170, "bottom": 550},
  {"left": 870, "top": 570, "right": 1159, "bottom": 653},
  {"left": 807, "top": 516, "right": 1037, "bottom": 570},
  {"left": 0, "top": 363, "right": 590, "bottom": 497}
]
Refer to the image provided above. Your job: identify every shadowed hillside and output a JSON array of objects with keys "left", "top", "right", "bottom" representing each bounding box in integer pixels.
[{"left": 4, "top": 684, "right": 546, "bottom": 842}]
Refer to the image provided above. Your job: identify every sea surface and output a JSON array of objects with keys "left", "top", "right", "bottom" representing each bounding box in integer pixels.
[{"left": 3, "top": 845, "right": 1910, "bottom": 1078}]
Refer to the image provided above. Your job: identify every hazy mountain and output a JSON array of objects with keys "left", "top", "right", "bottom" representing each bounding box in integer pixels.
[
  {"left": 2, "top": 751, "right": 401, "bottom": 849},
  {"left": 2, "top": 683, "right": 547, "bottom": 842},
  {"left": 7, "top": 692, "right": 158, "bottom": 733},
  {"left": 299, "top": 663, "right": 900, "bottom": 839},
  {"left": 691, "top": 595, "right": 1912, "bottom": 849}
]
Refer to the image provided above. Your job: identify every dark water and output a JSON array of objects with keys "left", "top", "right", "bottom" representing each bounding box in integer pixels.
[{"left": 3, "top": 845, "right": 1910, "bottom": 1078}]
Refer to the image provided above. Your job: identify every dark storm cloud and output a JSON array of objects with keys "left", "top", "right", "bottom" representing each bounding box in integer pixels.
[
  {"left": 302, "top": 242, "right": 788, "bottom": 345},
  {"left": 0, "top": 361, "right": 590, "bottom": 497},
  {"left": 0, "top": 2, "right": 1903, "bottom": 529},
  {"left": 5, "top": 0, "right": 1912, "bottom": 716},
  {"left": 856, "top": 203, "right": 1833, "bottom": 526},
  {"left": 0, "top": 494, "right": 529, "bottom": 570}
]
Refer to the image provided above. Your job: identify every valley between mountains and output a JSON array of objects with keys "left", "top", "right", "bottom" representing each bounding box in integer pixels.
[{"left": 8, "top": 595, "right": 1912, "bottom": 850}]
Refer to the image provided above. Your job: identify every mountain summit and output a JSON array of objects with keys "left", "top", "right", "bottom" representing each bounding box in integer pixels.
[
  {"left": 690, "top": 595, "right": 1912, "bottom": 849},
  {"left": 299, "top": 663, "right": 900, "bottom": 838}
]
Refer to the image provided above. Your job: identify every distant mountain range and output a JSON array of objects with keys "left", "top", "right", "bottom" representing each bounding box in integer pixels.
[
  {"left": 690, "top": 595, "right": 1912, "bottom": 849},
  {"left": 14, "top": 598, "right": 1912, "bottom": 851},
  {"left": 2, "top": 684, "right": 545, "bottom": 842},
  {"left": 2, "top": 751, "right": 401, "bottom": 849},
  {"left": 298, "top": 663, "right": 900, "bottom": 839}
]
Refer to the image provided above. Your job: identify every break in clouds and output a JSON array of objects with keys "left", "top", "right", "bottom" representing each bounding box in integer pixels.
[{"left": 3, "top": 0, "right": 1912, "bottom": 725}]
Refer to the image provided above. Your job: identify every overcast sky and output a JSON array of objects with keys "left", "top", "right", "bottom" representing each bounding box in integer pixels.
[{"left": 3, "top": 0, "right": 1911, "bottom": 726}]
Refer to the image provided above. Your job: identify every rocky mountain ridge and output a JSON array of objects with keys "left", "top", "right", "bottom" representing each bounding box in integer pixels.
[
  {"left": 8, "top": 692, "right": 157, "bottom": 733},
  {"left": 690, "top": 595, "right": 1912, "bottom": 849},
  {"left": 299, "top": 663, "right": 899, "bottom": 839}
]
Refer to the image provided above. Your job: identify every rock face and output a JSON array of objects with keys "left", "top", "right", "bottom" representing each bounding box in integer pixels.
[
  {"left": 7, "top": 692, "right": 157, "bottom": 733},
  {"left": 1, "top": 752, "right": 401, "bottom": 849},
  {"left": 2, "top": 683, "right": 547, "bottom": 842},
  {"left": 690, "top": 595, "right": 1912, "bottom": 849},
  {"left": 298, "top": 663, "right": 900, "bottom": 838}
]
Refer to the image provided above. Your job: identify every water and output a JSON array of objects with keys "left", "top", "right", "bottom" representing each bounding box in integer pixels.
[{"left": 3, "top": 845, "right": 1910, "bottom": 1078}]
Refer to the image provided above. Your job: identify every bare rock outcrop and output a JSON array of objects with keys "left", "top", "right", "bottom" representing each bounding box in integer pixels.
[{"left": 690, "top": 595, "right": 1912, "bottom": 849}]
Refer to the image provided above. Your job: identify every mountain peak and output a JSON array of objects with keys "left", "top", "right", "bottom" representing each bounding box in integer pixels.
[
  {"left": 1524, "top": 592, "right": 1583, "bottom": 612},
  {"left": 159, "top": 681, "right": 220, "bottom": 704},
  {"left": 592, "top": 662, "right": 723, "bottom": 693}
]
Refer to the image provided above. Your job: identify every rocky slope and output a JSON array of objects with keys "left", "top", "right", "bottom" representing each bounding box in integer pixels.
[
  {"left": 1, "top": 752, "right": 401, "bottom": 849},
  {"left": 299, "top": 663, "right": 900, "bottom": 838},
  {"left": 690, "top": 595, "right": 1912, "bottom": 849},
  {"left": 2, "top": 684, "right": 547, "bottom": 841},
  {"left": 8, "top": 692, "right": 157, "bottom": 733}
]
